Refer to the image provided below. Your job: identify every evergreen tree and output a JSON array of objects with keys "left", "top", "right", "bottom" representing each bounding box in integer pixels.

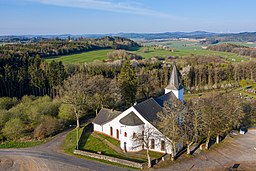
[{"left": 118, "top": 60, "right": 138, "bottom": 107}]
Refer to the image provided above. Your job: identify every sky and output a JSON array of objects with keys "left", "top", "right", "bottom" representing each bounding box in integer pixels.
[{"left": 0, "top": 0, "right": 256, "bottom": 35}]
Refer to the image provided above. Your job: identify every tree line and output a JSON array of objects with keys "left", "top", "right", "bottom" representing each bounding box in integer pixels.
[
  {"left": 1, "top": 51, "right": 256, "bottom": 98},
  {"left": 0, "top": 55, "right": 66, "bottom": 97},
  {"left": 207, "top": 43, "right": 256, "bottom": 58},
  {"left": 0, "top": 36, "right": 140, "bottom": 58}
]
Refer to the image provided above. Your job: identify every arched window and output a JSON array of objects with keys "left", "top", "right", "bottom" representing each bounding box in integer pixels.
[
  {"left": 133, "top": 132, "right": 136, "bottom": 138},
  {"left": 150, "top": 139, "right": 155, "bottom": 149},
  {"left": 124, "top": 132, "right": 127, "bottom": 137},
  {"left": 116, "top": 129, "right": 119, "bottom": 139},
  {"left": 110, "top": 127, "right": 113, "bottom": 136},
  {"left": 161, "top": 140, "right": 165, "bottom": 151}
]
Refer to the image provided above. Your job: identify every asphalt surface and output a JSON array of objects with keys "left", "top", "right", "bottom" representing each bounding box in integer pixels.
[{"left": 1, "top": 128, "right": 256, "bottom": 171}]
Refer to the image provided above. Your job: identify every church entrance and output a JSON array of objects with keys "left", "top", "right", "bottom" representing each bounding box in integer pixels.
[{"left": 124, "top": 142, "right": 127, "bottom": 152}]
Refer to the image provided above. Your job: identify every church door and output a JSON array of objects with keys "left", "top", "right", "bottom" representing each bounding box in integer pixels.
[{"left": 124, "top": 142, "right": 127, "bottom": 152}]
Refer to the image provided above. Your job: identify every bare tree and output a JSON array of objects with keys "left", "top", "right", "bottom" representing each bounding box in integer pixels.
[
  {"left": 157, "top": 100, "right": 184, "bottom": 161},
  {"left": 86, "top": 75, "right": 121, "bottom": 114},
  {"left": 132, "top": 126, "right": 157, "bottom": 168},
  {"left": 184, "top": 100, "right": 203, "bottom": 154},
  {"left": 60, "top": 73, "right": 89, "bottom": 128}
]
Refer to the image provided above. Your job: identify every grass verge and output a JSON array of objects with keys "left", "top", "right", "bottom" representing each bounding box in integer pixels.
[{"left": 0, "top": 139, "right": 50, "bottom": 148}]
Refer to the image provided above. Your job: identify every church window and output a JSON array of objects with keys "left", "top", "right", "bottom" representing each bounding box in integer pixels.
[
  {"left": 161, "top": 140, "right": 165, "bottom": 151},
  {"left": 116, "top": 129, "right": 119, "bottom": 139},
  {"left": 110, "top": 127, "right": 113, "bottom": 136},
  {"left": 150, "top": 139, "right": 155, "bottom": 149}
]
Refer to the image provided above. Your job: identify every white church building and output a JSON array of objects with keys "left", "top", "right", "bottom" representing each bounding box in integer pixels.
[{"left": 92, "top": 63, "right": 184, "bottom": 154}]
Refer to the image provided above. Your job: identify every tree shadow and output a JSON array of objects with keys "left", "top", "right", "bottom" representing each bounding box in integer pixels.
[
  {"left": 78, "top": 123, "right": 93, "bottom": 148},
  {"left": 228, "top": 163, "right": 240, "bottom": 171},
  {"left": 208, "top": 139, "right": 216, "bottom": 149},
  {"left": 190, "top": 143, "right": 202, "bottom": 155}
]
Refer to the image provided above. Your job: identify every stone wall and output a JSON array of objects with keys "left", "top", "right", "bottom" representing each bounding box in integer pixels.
[{"left": 73, "top": 149, "right": 144, "bottom": 169}]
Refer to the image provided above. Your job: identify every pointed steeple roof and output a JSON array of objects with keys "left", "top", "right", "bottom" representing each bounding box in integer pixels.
[{"left": 166, "top": 63, "right": 183, "bottom": 90}]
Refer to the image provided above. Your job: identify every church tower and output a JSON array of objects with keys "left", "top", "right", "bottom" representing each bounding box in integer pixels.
[{"left": 165, "top": 63, "right": 184, "bottom": 102}]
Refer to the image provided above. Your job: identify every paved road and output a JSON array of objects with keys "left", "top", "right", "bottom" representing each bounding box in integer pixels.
[
  {"left": 1, "top": 128, "right": 256, "bottom": 171},
  {"left": 0, "top": 130, "right": 131, "bottom": 171}
]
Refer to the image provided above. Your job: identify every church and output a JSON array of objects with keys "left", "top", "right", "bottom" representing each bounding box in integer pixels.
[{"left": 92, "top": 63, "right": 184, "bottom": 154}]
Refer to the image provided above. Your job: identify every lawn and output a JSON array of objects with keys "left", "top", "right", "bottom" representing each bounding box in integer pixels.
[
  {"left": 96, "top": 133, "right": 120, "bottom": 146},
  {"left": 61, "top": 127, "right": 84, "bottom": 153},
  {"left": 79, "top": 132, "right": 146, "bottom": 163},
  {"left": 0, "top": 139, "right": 49, "bottom": 148},
  {"left": 45, "top": 49, "right": 113, "bottom": 64},
  {"left": 61, "top": 127, "right": 139, "bottom": 169}
]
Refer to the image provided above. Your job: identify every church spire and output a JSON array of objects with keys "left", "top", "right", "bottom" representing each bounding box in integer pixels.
[
  {"left": 165, "top": 62, "right": 184, "bottom": 102},
  {"left": 166, "top": 63, "right": 183, "bottom": 90}
]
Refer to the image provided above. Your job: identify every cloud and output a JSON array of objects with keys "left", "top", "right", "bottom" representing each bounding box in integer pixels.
[{"left": 29, "top": 0, "right": 180, "bottom": 19}]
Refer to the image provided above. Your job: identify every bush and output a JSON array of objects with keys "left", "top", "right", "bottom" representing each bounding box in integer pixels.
[
  {"left": 58, "top": 104, "right": 75, "bottom": 122},
  {"left": 2, "top": 118, "right": 26, "bottom": 140},
  {"left": 33, "top": 116, "right": 63, "bottom": 139},
  {"left": 0, "top": 110, "right": 10, "bottom": 128},
  {"left": 0, "top": 97, "right": 19, "bottom": 110},
  {"left": 35, "top": 101, "right": 61, "bottom": 117}
]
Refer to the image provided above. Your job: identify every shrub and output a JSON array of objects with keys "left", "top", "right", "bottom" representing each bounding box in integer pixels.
[
  {"left": 2, "top": 118, "right": 26, "bottom": 140},
  {"left": 0, "top": 97, "right": 19, "bottom": 110},
  {"left": 58, "top": 104, "right": 75, "bottom": 122},
  {"left": 0, "top": 110, "right": 10, "bottom": 128},
  {"left": 33, "top": 116, "right": 63, "bottom": 139}
]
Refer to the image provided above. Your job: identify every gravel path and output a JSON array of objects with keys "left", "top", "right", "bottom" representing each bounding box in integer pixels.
[{"left": 158, "top": 129, "right": 256, "bottom": 171}]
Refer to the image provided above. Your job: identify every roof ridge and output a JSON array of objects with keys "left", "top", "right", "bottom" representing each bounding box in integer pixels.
[{"left": 134, "top": 97, "right": 155, "bottom": 106}]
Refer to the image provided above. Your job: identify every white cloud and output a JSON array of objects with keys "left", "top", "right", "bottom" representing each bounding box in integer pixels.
[{"left": 29, "top": 0, "right": 180, "bottom": 19}]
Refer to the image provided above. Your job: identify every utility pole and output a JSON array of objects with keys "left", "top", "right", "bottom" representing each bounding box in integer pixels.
[{"left": 77, "top": 127, "right": 79, "bottom": 150}]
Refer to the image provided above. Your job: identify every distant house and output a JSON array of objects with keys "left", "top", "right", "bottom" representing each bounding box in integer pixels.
[{"left": 93, "top": 63, "right": 184, "bottom": 154}]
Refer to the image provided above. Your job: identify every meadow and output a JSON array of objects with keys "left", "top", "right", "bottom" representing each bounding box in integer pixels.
[
  {"left": 46, "top": 49, "right": 113, "bottom": 64},
  {"left": 45, "top": 40, "right": 251, "bottom": 64}
]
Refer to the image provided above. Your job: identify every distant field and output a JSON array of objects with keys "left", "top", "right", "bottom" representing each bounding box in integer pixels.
[
  {"left": 142, "top": 40, "right": 203, "bottom": 50},
  {"left": 217, "top": 41, "right": 256, "bottom": 48},
  {"left": 45, "top": 40, "right": 251, "bottom": 64},
  {"left": 132, "top": 46, "right": 250, "bottom": 62},
  {"left": 45, "top": 49, "right": 113, "bottom": 64}
]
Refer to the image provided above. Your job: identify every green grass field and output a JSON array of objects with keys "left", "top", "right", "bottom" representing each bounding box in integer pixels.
[
  {"left": 142, "top": 40, "right": 203, "bottom": 50},
  {"left": 132, "top": 46, "right": 249, "bottom": 62},
  {"left": 45, "top": 49, "right": 113, "bottom": 64},
  {"left": 0, "top": 139, "right": 49, "bottom": 148},
  {"left": 45, "top": 40, "right": 251, "bottom": 64}
]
